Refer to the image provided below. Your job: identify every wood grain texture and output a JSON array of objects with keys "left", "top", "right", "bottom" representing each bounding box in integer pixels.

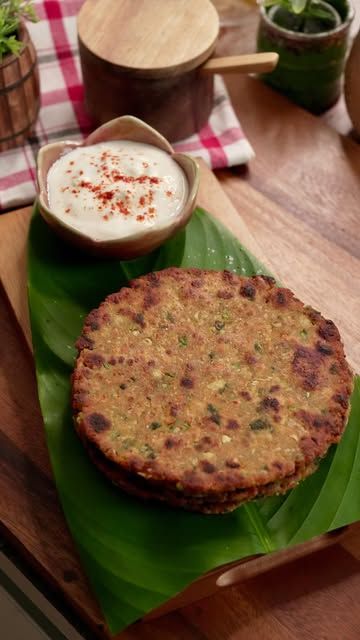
[
  {"left": 345, "top": 29, "right": 360, "bottom": 136},
  {"left": 0, "top": 23, "right": 40, "bottom": 150},
  {"left": 0, "top": 205, "right": 31, "bottom": 348},
  {"left": 221, "top": 75, "right": 360, "bottom": 261},
  {"left": 78, "top": 0, "right": 219, "bottom": 139},
  {"left": 201, "top": 52, "right": 279, "bottom": 74},
  {"left": 78, "top": 0, "right": 219, "bottom": 76},
  {"left": 1, "top": 1, "right": 360, "bottom": 635},
  {"left": 79, "top": 42, "right": 215, "bottom": 141},
  {"left": 0, "top": 296, "right": 106, "bottom": 635}
]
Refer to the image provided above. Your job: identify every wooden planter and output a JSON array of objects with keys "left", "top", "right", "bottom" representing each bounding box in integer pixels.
[{"left": 0, "top": 22, "right": 40, "bottom": 151}]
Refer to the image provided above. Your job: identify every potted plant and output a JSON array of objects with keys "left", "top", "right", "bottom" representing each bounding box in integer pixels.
[
  {"left": 256, "top": 0, "right": 354, "bottom": 113},
  {"left": 0, "top": 0, "right": 39, "bottom": 151}
]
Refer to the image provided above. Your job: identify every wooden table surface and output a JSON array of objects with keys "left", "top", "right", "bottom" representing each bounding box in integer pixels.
[{"left": 1, "top": 1, "right": 360, "bottom": 638}]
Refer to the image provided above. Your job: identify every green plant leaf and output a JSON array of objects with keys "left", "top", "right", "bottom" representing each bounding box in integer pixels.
[
  {"left": 0, "top": 0, "right": 37, "bottom": 60},
  {"left": 28, "top": 205, "right": 360, "bottom": 635},
  {"left": 1, "top": 33, "right": 21, "bottom": 55},
  {"left": 290, "top": 0, "right": 308, "bottom": 13},
  {"left": 263, "top": 0, "right": 282, "bottom": 6}
]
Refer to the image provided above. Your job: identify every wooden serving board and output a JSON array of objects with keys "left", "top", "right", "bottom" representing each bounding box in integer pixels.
[{"left": 0, "top": 161, "right": 353, "bottom": 638}]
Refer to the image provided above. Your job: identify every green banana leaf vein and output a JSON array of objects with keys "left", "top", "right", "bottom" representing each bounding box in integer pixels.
[{"left": 27, "top": 206, "right": 360, "bottom": 635}]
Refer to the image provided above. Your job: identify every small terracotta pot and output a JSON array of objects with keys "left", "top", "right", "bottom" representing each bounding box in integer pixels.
[{"left": 0, "top": 22, "right": 40, "bottom": 151}]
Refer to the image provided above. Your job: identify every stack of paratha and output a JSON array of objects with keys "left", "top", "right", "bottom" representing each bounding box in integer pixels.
[{"left": 72, "top": 268, "right": 353, "bottom": 513}]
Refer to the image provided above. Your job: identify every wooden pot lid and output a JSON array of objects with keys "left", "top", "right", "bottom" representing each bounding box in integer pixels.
[{"left": 77, "top": 0, "right": 219, "bottom": 78}]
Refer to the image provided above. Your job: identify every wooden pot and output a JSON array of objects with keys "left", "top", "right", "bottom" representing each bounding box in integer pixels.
[
  {"left": 78, "top": 0, "right": 278, "bottom": 142},
  {"left": 78, "top": 0, "right": 219, "bottom": 142},
  {"left": 0, "top": 22, "right": 40, "bottom": 151}
]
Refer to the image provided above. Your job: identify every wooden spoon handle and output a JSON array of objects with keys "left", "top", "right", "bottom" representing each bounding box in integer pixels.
[{"left": 201, "top": 52, "right": 279, "bottom": 75}]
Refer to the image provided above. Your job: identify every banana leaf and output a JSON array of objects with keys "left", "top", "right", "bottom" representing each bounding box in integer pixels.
[{"left": 28, "top": 205, "right": 360, "bottom": 635}]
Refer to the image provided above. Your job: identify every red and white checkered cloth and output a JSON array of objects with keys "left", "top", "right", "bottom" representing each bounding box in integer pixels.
[{"left": 0, "top": 1, "right": 254, "bottom": 212}]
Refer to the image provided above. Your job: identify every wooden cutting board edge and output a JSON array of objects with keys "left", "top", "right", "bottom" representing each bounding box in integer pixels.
[{"left": 0, "top": 163, "right": 349, "bottom": 638}]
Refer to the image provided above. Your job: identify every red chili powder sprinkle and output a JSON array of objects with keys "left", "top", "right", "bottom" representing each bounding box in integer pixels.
[
  {"left": 102, "top": 190, "right": 114, "bottom": 201},
  {"left": 116, "top": 200, "right": 131, "bottom": 216},
  {"left": 65, "top": 207, "right": 71, "bottom": 213},
  {"left": 68, "top": 157, "right": 162, "bottom": 220},
  {"left": 69, "top": 161, "right": 74, "bottom": 165},
  {"left": 78, "top": 179, "right": 116, "bottom": 205},
  {"left": 166, "top": 190, "right": 173, "bottom": 197},
  {"left": 109, "top": 170, "right": 161, "bottom": 185}
]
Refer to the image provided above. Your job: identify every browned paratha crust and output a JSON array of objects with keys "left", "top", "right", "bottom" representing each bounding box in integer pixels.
[
  {"left": 72, "top": 268, "right": 353, "bottom": 511},
  {"left": 83, "top": 436, "right": 318, "bottom": 513}
]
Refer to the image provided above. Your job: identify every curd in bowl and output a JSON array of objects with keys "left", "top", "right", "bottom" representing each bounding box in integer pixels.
[{"left": 37, "top": 116, "right": 199, "bottom": 258}]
